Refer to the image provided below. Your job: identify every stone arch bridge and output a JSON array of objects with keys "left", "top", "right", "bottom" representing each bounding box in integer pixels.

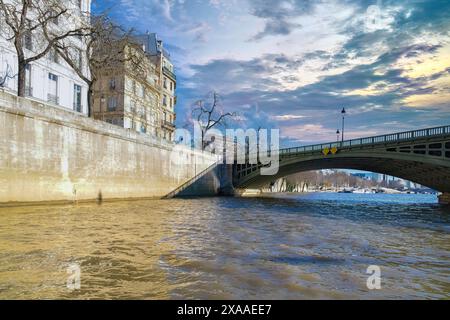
[
  {"left": 233, "top": 125, "right": 450, "bottom": 203},
  {"left": 166, "top": 125, "right": 450, "bottom": 204}
]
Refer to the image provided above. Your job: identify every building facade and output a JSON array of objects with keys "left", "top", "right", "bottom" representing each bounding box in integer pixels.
[
  {"left": 139, "top": 33, "right": 177, "bottom": 141},
  {"left": 92, "top": 41, "right": 165, "bottom": 138},
  {"left": 92, "top": 34, "right": 177, "bottom": 141},
  {"left": 0, "top": 0, "right": 91, "bottom": 115}
]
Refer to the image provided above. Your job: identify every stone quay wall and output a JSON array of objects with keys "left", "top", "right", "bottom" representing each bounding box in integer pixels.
[{"left": 0, "top": 89, "right": 219, "bottom": 205}]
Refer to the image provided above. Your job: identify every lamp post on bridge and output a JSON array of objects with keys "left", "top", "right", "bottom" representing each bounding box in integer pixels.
[
  {"left": 336, "top": 130, "right": 340, "bottom": 143},
  {"left": 341, "top": 108, "right": 347, "bottom": 143}
]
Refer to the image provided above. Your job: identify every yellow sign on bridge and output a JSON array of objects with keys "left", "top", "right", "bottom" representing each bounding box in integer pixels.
[{"left": 323, "top": 147, "right": 338, "bottom": 156}]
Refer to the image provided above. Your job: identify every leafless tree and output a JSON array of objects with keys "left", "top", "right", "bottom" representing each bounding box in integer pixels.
[
  {"left": 0, "top": 0, "right": 90, "bottom": 97},
  {"left": 54, "top": 13, "right": 139, "bottom": 116},
  {"left": 0, "top": 63, "right": 15, "bottom": 87},
  {"left": 192, "top": 91, "right": 236, "bottom": 150}
]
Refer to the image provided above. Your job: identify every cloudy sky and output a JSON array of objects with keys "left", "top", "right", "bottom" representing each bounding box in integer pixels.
[{"left": 94, "top": 0, "right": 450, "bottom": 146}]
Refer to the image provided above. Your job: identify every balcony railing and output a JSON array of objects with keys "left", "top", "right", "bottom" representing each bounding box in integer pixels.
[
  {"left": 47, "top": 94, "right": 59, "bottom": 105},
  {"left": 162, "top": 66, "right": 176, "bottom": 81},
  {"left": 162, "top": 120, "right": 176, "bottom": 129}
]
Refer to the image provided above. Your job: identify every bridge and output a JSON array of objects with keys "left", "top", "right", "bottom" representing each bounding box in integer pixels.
[
  {"left": 233, "top": 125, "right": 450, "bottom": 203},
  {"left": 166, "top": 125, "right": 450, "bottom": 204}
]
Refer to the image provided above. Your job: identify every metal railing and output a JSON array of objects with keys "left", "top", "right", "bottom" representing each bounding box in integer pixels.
[
  {"left": 162, "top": 120, "right": 176, "bottom": 129},
  {"left": 162, "top": 66, "right": 176, "bottom": 81},
  {"left": 279, "top": 125, "right": 450, "bottom": 156}
]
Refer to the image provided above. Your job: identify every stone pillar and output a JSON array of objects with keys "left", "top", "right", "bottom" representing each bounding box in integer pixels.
[
  {"left": 218, "top": 164, "right": 236, "bottom": 196},
  {"left": 438, "top": 193, "right": 450, "bottom": 205}
]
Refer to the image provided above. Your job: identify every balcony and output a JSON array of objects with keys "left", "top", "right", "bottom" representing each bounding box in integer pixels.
[
  {"left": 162, "top": 66, "right": 176, "bottom": 82},
  {"left": 162, "top": 120, "right": 176, "bottom": 130},
  {"left": 47, "top": 94, "right": 59, "bottom": 105}
]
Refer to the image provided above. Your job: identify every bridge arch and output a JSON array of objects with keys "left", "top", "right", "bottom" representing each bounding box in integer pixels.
[{"left": 233, "top": 126, "right": 450, "bottom": 193}]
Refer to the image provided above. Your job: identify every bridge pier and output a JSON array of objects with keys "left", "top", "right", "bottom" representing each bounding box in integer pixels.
[
  {"left": 438, "top": 193, "right": 450, "bottom": 205},
  {"left": 218, "top": 164, "right": 236, "bottom": 196}
]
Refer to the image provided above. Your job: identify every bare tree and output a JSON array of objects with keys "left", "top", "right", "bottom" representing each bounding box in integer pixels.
[
  {"left": 53, "top": 13, "right": 139, "bottom": 116},
  {"left": 0, "top": 63, "right": 15, "bottom": 87},
  {"left": 0, "top": 0, "right": 90, "bottom": 97},
  {"left": 192, "top": 91, "right": 236, "bottom": 150}
]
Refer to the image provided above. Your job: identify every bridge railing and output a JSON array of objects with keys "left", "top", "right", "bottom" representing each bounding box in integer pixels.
[{"left": 278, "top": 125, "right": 450, "bottom": 156}]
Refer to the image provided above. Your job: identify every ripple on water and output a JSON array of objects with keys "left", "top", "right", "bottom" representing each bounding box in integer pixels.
[{"left": 0, "top": 193, "right": 448, "bottom": 299}]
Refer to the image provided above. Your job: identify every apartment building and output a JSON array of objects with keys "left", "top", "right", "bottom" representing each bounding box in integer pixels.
[
  {"left": 138, "top": 33, "right": 177, "bottom": 141},
  {"left": 93, "top": 33, "right": 177, "bottom": 142},
  {"left": 91, "top": 40, "right": 164, "bottom": 137},
  {"left": 0, "top": 0, "right": 91, "bottom": 115}
]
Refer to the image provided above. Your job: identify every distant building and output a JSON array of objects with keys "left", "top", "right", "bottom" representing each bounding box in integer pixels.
[
  {"left": 371, "top": 173, "right": 383, "bottom": 183},
  {"left": 0, "top": 0, "right": 91, "bottom": 114},
  {"left": 351, "top": 172, "right": 371, "bottom": 180}
]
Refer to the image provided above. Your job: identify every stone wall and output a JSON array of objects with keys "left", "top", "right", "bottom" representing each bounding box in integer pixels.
[{"left": 0, "top": 90, "right": 219, "bottom": 204}]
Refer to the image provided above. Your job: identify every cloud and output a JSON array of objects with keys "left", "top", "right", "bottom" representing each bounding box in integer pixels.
[
  {"left": 248, "top": 0, "right": 318, "bottom": 40},
  {"left": 273, "top": 115, "right": 307, "bottom": 121},
  {"left": 94, "top": 0, "right": 450, "bottom": 145}
]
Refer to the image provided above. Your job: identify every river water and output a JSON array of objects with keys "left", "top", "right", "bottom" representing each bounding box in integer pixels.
[{"left": 0, "top": 193, "right": 448, "bottom": 300}]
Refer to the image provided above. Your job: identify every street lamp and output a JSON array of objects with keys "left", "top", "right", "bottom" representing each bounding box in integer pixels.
[
  {"left": 336, "top": 130, "right": 340, "bottom": 143},
  {"left": 341, "top": 107, "right": 346, "bottom": 143}
]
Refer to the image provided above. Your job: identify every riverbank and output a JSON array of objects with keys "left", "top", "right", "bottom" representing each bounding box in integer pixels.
[{"left": 0, "top": 90, "right": 220, "bottom": 204}]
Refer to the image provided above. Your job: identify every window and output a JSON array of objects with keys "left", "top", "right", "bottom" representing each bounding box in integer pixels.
[
  {"left": 23, "top": 20, "right": 33, "bottom": 50},
  {"left": 109, "top": 78, "right": 116, "bottom": 90},
  {"left": 111, "top": 117, "right": 124, "bottom": 127},
  {"left": 163, "top": 95, "right": 167, "bottom": 106},
  {"left": 135, "top": 83, "right": 143, "bottom": 98},
  {"left": 76, "top": 48, "right": 82, "bottom": 69},
  {"left": 48, "top": 73, "right": 58, "bottom": 104},
  {"left": 49, "top": 49, "right": 59, "bottom": 64},
  {"left": 107, "top": 96, "right": 117, "bottom": 111},
  {"left": 73, "top": 84, "right": 82, "bottom": 112},
  {"left": 163, "top": 78, "right": 167, "bottom": 89},
  {"left": 130, "top": 100, "right": 136, "bottom": 113}
]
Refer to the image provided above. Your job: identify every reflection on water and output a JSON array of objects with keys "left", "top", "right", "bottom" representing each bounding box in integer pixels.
[{"left": 0, "top": 193, "right": 449, "bottom": 300}]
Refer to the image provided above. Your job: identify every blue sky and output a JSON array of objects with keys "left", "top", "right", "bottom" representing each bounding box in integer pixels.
[{"left": 93, "top": 0, "right": 450, "bottom": 147}]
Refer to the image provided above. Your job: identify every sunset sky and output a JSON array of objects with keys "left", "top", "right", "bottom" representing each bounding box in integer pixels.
[{"left": 94, "top": 0, "right": 450, "bottom": 146}]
